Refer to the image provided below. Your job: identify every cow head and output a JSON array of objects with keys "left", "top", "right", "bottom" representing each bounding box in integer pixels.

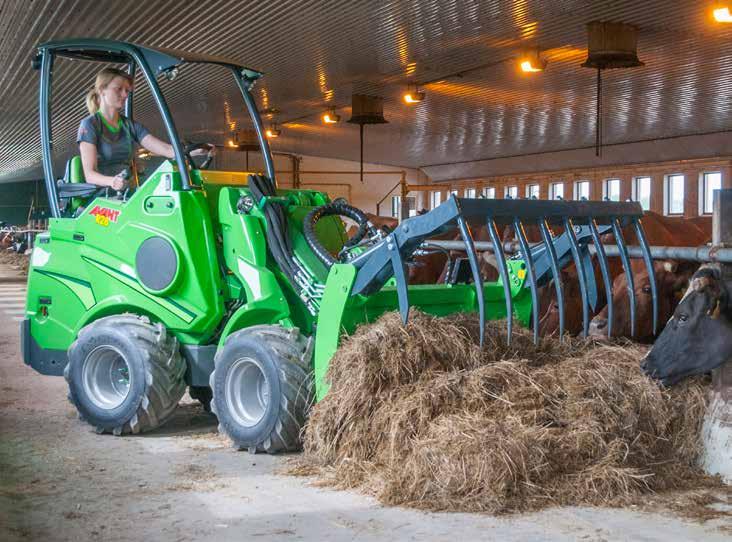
[
  {"left": 538, "top": 270, "right": 586, "bottom": 336},
  {"left": 589, "top": 261, "right": 693, "bottom": 341},
  {"left": 641, "top": 265, "right": 732, "bottom": 385}
]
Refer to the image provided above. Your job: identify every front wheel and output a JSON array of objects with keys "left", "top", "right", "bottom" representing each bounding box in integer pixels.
[
  {"left": 65, "top": 315, "right": 186, "bottom": 435},
  {"left": 210, "top": 325, "right": 313, "bottom": 453}
]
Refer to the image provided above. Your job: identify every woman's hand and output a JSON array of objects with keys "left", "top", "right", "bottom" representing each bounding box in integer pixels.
[{"left": 109, "top": 173, "right": 128, "bottom": 191}]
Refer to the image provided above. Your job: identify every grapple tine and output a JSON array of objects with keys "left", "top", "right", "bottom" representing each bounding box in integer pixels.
[
  {"left": 513, "top": 218, "right": 539, "bottom": 345},
  {"left": 487, "top": 218, "right": 512, "bottom": 345},
  {"left": 588, "top": 219, "right": 614, "bottom": 338},
  {"left": 457, "top": 215, "right": 485, "bottom": 346},
  {"left": 388, "top": 236, "right": 411, "bottom": 324},
  {"left": 633, "top": 218, "right": 658, "bottom": 335},
  {"left": 538, "top": 219, "right": 565, "bottom": 340},
  {"left": 563, "top": 218, "right": 590, "bottom": 338},
  {"left": 611, "top": 218, "right": 636, "bottom": 337}
]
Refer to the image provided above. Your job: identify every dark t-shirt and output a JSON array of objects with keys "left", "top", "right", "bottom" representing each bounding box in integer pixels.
[{"left": 76, "top": 113, "right": 150, "bottom": 177}]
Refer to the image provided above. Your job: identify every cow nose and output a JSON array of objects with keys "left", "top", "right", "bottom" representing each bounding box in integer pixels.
[{"left": 588, "top": 318, "right": 607, "bottom": 337}]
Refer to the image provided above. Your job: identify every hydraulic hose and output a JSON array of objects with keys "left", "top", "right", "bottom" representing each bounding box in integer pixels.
[
  {"left": 247, "top": 174, "right": 299, "bottom": 288},
  {"left": 304, "top": 202, "right": 375, "bottom": 269}
]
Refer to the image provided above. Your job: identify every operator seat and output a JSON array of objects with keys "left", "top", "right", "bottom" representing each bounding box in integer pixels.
[{"left": 57, "top": 156, "right": 107, "bottom": 217}]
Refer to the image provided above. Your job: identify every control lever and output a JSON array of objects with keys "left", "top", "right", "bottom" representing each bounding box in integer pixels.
[{"left": 116, "top": 168, "right": 131, "bottom": 201}]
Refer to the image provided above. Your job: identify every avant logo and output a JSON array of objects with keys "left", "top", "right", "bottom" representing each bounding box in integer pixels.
[{"left": 89, "top": 205, "right": 120, "bottom": 227}]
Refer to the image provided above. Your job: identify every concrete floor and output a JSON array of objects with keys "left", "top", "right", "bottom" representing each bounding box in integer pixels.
[{"left": 1, "top": 274, "right": 731, "bottom": 541}]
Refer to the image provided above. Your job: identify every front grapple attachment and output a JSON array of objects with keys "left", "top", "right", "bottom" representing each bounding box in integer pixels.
[{"left": 349, "top": 197, "right": 657, "bottom": 343}]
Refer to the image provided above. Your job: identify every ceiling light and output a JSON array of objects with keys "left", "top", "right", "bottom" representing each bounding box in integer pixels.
[
  {"left": 227, "top": 139, "right": 236, "bottom": 148},
  {"left": 714, "top": 6, "right": 732, "bottom": 22},
  {"left": 519, "top": 49, "right": 547, "bottom": 73},
  {"left": 265, "top": 125, "right": 281, "bottom": 139},
  {"left": 403, "top": 84, "right": 425, "bottom": 104},
  {"left": 322, "top": 107, "right": 340, "bottom": 124}
]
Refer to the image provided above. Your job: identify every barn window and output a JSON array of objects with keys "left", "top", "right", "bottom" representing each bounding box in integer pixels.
[
  {"left": 633, "top": 176, "right": 651, "bottom": 210},
  {"left": 482, "top": 186, "right": 496, "bottom": 199},
  {"left": 465, "top": 187, "right": 476, "bottom": 198},
  {"left": 449, "top": 189, "right": 459, "bottom": 198},
  {"left": 505, "top": 185, "right": 518, "bottom": 199},
  {"left": 574, "top": 180, "right": 590, "bottom": 200},
  {"left": 550, "top": 182, "right": 564, "bottom": 200},
  {"left": 430, "top": 190, "right": 442, "bottom": 209},
  {"left": 701, "top": 172, "right": 721, "bottom": 215},
  {"left": 526, "top": 184, "right": 540, "bottom": 199},
  {"left": 391, "top": 196, "right": 417, "bottom": 218},
  {"left": 603, "top": 178, "right": 621, "bottom": 201},
  {"left": 664, "top": 174, "right": 685, "bottom": 215}
]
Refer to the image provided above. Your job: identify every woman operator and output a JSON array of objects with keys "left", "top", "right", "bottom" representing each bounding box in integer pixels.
[{"left": 77, "top": 67, "right": 211, "bottom": 190}]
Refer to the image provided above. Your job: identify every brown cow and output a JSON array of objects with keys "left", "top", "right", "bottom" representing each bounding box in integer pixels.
[
  {"left": 584, "top": 212, "right": 711, "bottom": 339},
  {"left": 536, "top": 212, "right": 710, "bottom": 337},
  {"left": 588, "top": 260, "right": 697, "bottom": 341}
]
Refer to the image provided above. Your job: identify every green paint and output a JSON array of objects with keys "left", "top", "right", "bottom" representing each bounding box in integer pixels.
[
  {"left": 34, "top": 269, "right": 96, "bottom": 310},
  {"left": 26, "top": 156, "right": 537, "bottom": 403}
]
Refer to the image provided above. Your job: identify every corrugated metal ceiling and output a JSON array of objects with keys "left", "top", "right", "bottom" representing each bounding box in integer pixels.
[{"left": 1, "top": 0, "right": 731, "bottom": 182}]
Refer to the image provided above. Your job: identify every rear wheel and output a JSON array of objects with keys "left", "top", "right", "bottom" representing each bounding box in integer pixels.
[
  {"left": 210, "top": 325, "right": 313, "bottom": 453},
  {"left": 65, "top": 315, "right": 186, "bottom": 435}
]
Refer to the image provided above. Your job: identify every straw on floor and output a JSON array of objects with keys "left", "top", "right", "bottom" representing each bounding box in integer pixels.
[{"left": 294, "top": 311, "right": 712, "bottom": 514}]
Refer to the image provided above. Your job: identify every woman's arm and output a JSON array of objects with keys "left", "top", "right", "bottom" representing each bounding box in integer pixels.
[
  {"left": 140, "top": 134, "right": 175, "bottom": 159},
  {"left": 79, "top": 142, "right": 127, "bottom": 190}
]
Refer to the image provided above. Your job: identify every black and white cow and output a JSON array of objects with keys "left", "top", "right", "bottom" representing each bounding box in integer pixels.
[{"left": 642, "top": 264, "right": 732, "bottom": 385}]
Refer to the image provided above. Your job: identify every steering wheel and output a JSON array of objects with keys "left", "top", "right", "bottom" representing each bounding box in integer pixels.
[{"left": 183, "top": 142, "right": 215, "bottom": 170}]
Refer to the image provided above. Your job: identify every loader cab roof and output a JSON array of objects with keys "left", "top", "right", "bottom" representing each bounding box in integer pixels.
[
  {"left": 36, "top": 38, "right": 263, "bottom": 80},
  {"left": 36, "top": 38, "right": 276, "bottom": 218}
]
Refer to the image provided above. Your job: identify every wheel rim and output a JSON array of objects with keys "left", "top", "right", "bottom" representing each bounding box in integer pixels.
[
  {"left": 225, "top": 357, "right": 269, "bottom": 427},
  {"left": 82, "top": 345, "right": 131, "bottom": 410}
]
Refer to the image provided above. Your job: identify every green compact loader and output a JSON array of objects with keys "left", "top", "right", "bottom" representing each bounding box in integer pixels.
[{"left": 22, "top": 39, "right": 659, "bottom": 452}]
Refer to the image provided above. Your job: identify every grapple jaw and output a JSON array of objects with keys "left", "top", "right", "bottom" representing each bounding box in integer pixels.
[{"left": 349, "top": 196, "right": 657, "bottom": 345}]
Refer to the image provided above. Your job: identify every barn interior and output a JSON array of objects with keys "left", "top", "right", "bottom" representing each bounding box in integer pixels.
[{"left": 2, "top": 2, "right": 732, "bottom": 541}]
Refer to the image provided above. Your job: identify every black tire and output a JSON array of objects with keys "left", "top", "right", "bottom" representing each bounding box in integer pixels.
[
  {"left": 209, "top": 325, "right": 314, "bottom": 453},
  {"left": 64, "top": 314, "right": 186, "bottom": 435},
  {"left": 189, "top": 386, "right": 213, "bottom": 412}
]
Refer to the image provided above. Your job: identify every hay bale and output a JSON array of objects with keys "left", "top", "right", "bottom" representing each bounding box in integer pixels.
[{"left": 297, "top": 311, "right": 713, "bottom": 513}]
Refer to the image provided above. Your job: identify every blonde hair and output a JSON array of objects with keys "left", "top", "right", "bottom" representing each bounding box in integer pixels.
[{"left": 85, "top": 68, "right": 134, "bottom": 114}]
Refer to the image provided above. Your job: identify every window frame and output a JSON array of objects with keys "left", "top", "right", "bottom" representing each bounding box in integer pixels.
[
  {"left": 430, "top": 190, "right": 442, "bottom": 209},
  {"left": 549, "top": 182, "right": 564, "bottom": 200},
  {"left": 603, "top": 178, "right": 621, "bottom": 202},
  {"left": 573, "top": 180, "right": 591, "bottom": 200},
  {"left": 699, "top": 171, "right": 722, "bottom": 216},
  {"left": 482, "top": 186, "right": 496, "bottom": 199},
  {"left": 465, "top": 187, "right": 477, "bottom": 199},
  {"left": 526, "top": 184, "right": 540, "bottom": 199},
  {"left": 505, "top": 185, "right": 518, "bottom": 199},
  {"left": 664, "top": 173, "right": 685, "bottom": 216},
  {"left": 632, "top": 176, "right": 652, "bottom": 211}
]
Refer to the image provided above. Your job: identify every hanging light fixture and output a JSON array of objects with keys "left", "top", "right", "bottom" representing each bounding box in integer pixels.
[
  {"left": 347, "top": 94, "right": 388, "bottom": 182},
  {"left": 581, "top": 21, "right": 644, "bottom": 157},
  {"left": 519, "top": 48, "right": 547, "bottom": 73},
  {"left": 713, "top": 5, "right": 732, "bottom": 22},
  {"left": 322, "top": 107, "right": 340, "bottom": 124},
  {"left": 229, "top": 129, "right": 260, "bottom": 150},
  {"left": 265, "top": 124, "right": 281, "bottom": 139},
  {"left": 403, "top": 84, "right": 425, "bottom": 104}
]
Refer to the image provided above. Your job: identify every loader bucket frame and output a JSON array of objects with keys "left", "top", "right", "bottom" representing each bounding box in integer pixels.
[{"left": 313, "top": 196, "right": 658, "bottom": 399}]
